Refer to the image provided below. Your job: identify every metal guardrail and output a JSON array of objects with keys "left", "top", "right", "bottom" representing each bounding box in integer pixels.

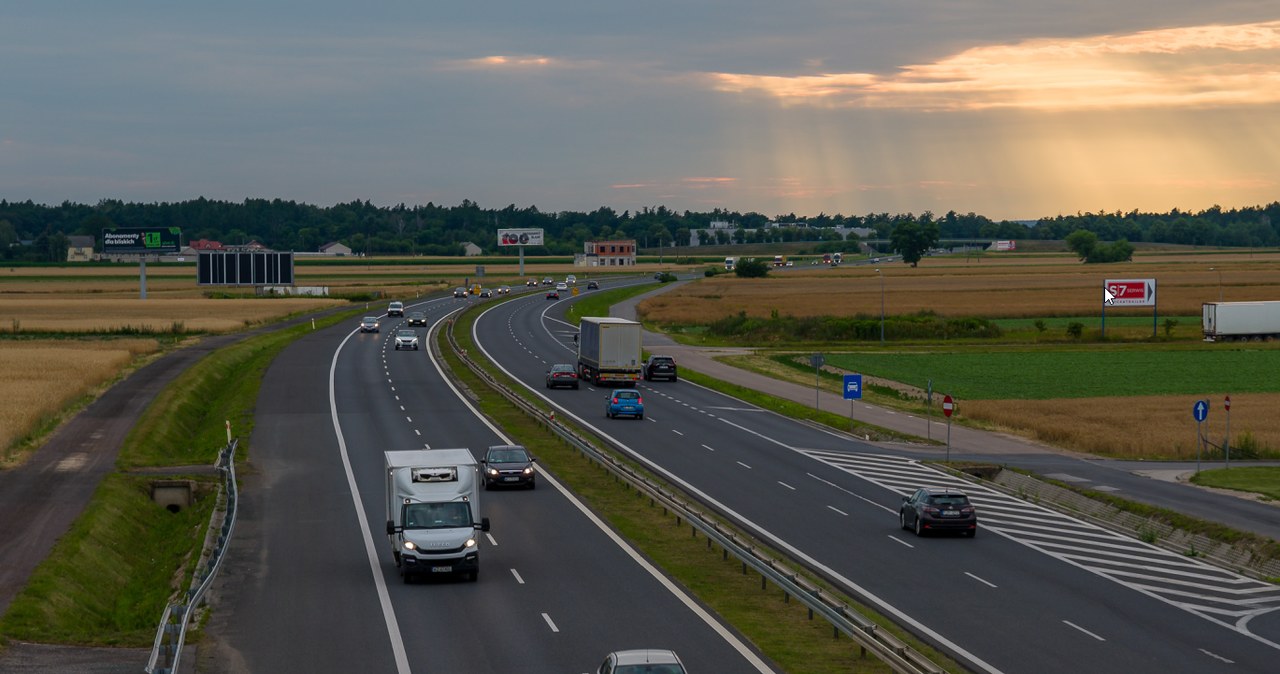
[
  {"left": 145, "top": 439, "right": 240, "bottom": 674},
  {"left": 444, "top": 323, "right": 944, "bottom": 674}
]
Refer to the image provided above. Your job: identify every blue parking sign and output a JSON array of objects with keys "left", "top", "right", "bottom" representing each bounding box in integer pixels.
[{"left": 843, "top": 374, "right": 863, "bottom": 400}]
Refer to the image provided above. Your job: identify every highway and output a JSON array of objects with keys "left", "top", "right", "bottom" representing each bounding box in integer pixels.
[
  {"left": 467, "top": 277, "right": 1280, "bottom": 674},
  {"left": 200, "top": 290, "right": 774, "bottom": 674}
]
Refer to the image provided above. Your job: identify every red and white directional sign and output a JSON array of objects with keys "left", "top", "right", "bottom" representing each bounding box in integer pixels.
[
  {"left": 1103, "top": 278, "right": 1157, "bottom": 307},
  {"left": 942, "top": 394, "right": 954, "bottom": 417}
]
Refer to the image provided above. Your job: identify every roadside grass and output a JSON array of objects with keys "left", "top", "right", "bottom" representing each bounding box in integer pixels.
[
  {"left": 0, "top": 475, "right": 218, "bottom": 646},
  {"left": 565, "top": 279, "right": 661, "bottom": 324},
  {"left": 822, "top": 347, "right": 1280, "bottom": 400},
  {"left": 447, "top": 310, "right": 962, "bottom": 673},
  {"left": 0, "top": 308, "right": 363, "bottom": 647},
  {"left": 1192, "top": 467, "right": 1280, "bottom": 500}
]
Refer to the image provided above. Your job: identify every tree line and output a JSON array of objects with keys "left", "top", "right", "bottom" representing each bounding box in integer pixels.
[{"left": 1, "top": 197, "right": 1276, "bottom": 262}]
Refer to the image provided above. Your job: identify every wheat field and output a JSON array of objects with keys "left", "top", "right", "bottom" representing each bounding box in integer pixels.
[{"left": 0, "top": 339, "right": 161, "bottom": 464}]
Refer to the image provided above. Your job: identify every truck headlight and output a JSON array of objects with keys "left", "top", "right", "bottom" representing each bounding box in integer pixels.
[
  {"left": 464, "top": 538, "right": 477, "bottom": 549},
  {"left": 403, "top": 541, "right": 417, "bottom": 551}
]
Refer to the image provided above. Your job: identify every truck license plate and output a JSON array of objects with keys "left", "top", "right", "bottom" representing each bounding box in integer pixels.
[{"left": 431, "top": 566, "right": 452, "bottom": 573}]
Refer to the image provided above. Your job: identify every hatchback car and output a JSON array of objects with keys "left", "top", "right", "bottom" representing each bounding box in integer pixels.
[
  {"left": 545, "top": 290, "right": 560, "bottom": 300},
  {"left": 526, "top": 278, "right": 538, "bottom": 287},
  {"left": 565, "top": 274, "right": 577, "bottom": 285},
  {"left": 545, "top": 363, "right": 579, "bottom": 389},
  {"left": 555, "top": 281, "right": 569, "bottom": 292},
  {"left": 393, "top": 329, "right": 419, "bottom": 351},
  {"left": 900, "top": 487, "right": 977, "bottom": 537},
  {"left": 586, "top": 280, "right": 600, "bottom": 290},
  {"left": 453, "top": 287, "right": 468, "bottom": 298},
  {"left": 477, "top": 287, "right": 492, "bottom": 298},
  {"left": 359, "top": 316, "right": 380, "bottom": 333},
  {"left": 387, "top": 301, "right": 404, "bottom": 317},
  {"left": 597, "top": 649, "right": 686, "bottom": 674},
  {"left": 498, "top": 285, "right": 511, "bottom": 295},
  {"left": 481, "top": 445, "right": 536, "bottom": 490},
  {"left": 542, "top": 277, "right": 554, "bottom": 285},
  {"left": 406, "top": 311, "right": 427, "bottom": 327},
  {"left": 606, "top": 389, "right": 644, "bottom": 419},
  {"left": 643, "top": 355, "right": 677, "bottom": 382}
]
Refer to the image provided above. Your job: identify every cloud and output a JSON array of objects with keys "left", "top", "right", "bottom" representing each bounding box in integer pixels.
[
  {"left": 707, "top": 19, "right": 1280, "bottom": 111},
  {"left": 453, "top": 55, "right": 561, "bottom": 69}
]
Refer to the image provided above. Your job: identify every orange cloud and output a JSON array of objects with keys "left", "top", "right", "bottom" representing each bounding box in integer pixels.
[{"left": 708, "top": 20, "right": 1280, "bottom": 111}]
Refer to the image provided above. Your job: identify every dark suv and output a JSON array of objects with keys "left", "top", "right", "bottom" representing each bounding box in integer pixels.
[
  {"left": 481, "top": 445, "right": 536, "bottom": 490},
  {"left": 643, "top": 355, "right": 677, "bottom": 382},
  {"left": 900, "top": 487, "right": 977, "bottom": 537}
]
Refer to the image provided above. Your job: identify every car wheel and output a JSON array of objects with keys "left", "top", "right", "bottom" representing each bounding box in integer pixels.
[
  {"left": 914, "top": 516, "right": 924, "bottom": 537},
  {"left": 468, "top": 570, "right": 479, "bottom": 582},
  {"left": 637, "top": 413, "right": 644, "bottom": 420},
  {"left": 899, "top": 510, "right": 909, "bottom": 530},
  {"left": 966, "top": 527, "right": 977, "bottom": 538},
  {"left": 572, "top": 384, "right": 579, "bottom": 390},
  {"left": 528, "top": 480, "right": 536, "bottom": 490}
]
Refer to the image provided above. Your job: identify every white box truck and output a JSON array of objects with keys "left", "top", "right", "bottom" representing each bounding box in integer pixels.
[
  {"left": 385, "top": 449, "right": 490, "bottom": 582},
  {"left": 577, "top": 316, "right": 642, "bottom": 387},
  {"left": 1202, "top": 301, "right": 1280, "bottom": 341}
]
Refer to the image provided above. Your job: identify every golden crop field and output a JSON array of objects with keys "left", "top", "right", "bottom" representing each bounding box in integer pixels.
[
  {"left": 638, "top": 254, "right": 1280, "bottom": 323},
  {"left": 0, "top": 298, "right": 346, "bottom": 333},
  {"left": 0, "top": 339, "right": 162, "bottom": 465}
]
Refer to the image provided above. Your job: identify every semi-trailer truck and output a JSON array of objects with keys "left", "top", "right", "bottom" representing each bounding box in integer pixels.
[
  {"left": 1202, "top": 301, "right": 1280, "bottom": 341},
  {"left": 385, "top": 449, "right": 490, "bottom": 582},
  {"left": 577, "top": 316, "right": 642, "bottom": 387}
]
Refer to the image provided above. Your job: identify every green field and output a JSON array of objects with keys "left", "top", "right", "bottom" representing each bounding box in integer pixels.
[{"left": 825, "top": 347, "right": 1280, "bottom": 400}]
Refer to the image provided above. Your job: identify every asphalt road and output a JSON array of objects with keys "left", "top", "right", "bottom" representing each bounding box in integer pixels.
[
  {"left": 194, "top": 291, "right": 774, "bottom": 673},
  {"left": 469, "top": 278, "right": 1280, "bottom": 674}
]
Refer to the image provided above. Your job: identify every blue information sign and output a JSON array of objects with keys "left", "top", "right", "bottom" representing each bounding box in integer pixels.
[
  {"left": 1193, "top": 400, "right": 1208, "bottom": 422},
  {"left": 843, "top": 374, "right": 863, "bottom": 400}
]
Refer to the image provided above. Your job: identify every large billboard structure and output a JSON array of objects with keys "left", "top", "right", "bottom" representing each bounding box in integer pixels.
[{"left": 197, "top": 251, "right": 295, "bottom": 286}]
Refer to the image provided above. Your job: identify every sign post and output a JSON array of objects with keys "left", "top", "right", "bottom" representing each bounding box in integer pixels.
[
  {"left": 843, "top": 374, "right": 862, "bottom": 434},
  {"left": 1224, "top": 395, "right": 1232, "bottom": 469},
  {"left": 926, "top": 379, "right": 933, "bottom": 441},
  {"left": 1193, "top": 399, "right": 1208, "bottom": 473},
  {"left": 810, "top": 354, "right": 825, "bottom": 411},
  {"left": 942, "top": 394, "right": 954, "bottom": 463}
]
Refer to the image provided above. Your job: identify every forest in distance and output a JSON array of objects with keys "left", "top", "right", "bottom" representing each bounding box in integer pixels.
[{"left": 2, "top": 197, "right": 1278, "bottom": 262}]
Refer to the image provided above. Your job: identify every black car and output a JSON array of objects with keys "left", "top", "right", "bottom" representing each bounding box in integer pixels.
[
  {"left": 481, "top": 445, "right": 536, "bottom": 490},
  {"left": 545, "top": 363, "right": 579, "bottom": 389},
  {"left": 406, "top": 311, "right": 427, "bottom": 326},
  {"left": 586, "top": 280, "right": 600, "bottom": 290},
  {"left": 900, "top": 487, "right": 977, "bottom": 537},
  {"left": 643, "top": 355, "right": 677, "bottom": 382},
  {"left": 546, "top": 290, "right": 560, "bottom": 300}
]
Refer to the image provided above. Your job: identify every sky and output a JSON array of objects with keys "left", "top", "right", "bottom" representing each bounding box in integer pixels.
[{"left": 3, "top": 1, "right": 1280, "bottom": 221}]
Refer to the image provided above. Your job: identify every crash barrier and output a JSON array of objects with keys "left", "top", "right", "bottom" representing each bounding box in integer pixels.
[
  {"left": 443, "top": 326, "right": 944, "bottom": 674},
  {"left": 145, "top": 439, "right": 239, "bottom": 674}
]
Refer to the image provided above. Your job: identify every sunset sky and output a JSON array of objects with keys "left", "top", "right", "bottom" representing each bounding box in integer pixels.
[{"left": 3, "top": 2, "right": 1279, "bottom": 221}]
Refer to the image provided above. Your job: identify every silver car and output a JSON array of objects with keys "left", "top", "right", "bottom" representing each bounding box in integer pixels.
[
  {"left": 597, "top": 649, "right": 686, "bottom": 674},
  {"left": 393, "top": 329, "right": 419, "bottom": 351}
]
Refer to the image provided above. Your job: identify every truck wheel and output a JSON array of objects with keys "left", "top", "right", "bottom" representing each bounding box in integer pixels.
[{"left": 469, "top": 570, "right": 479, "bottom": 582}]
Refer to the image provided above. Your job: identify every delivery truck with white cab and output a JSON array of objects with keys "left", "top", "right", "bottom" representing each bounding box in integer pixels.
[{"left": 385, "top": 449, "right": 490, "bottom": 582}]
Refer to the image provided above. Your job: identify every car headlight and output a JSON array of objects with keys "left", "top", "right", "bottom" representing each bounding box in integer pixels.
[
  {"left": 464, "top": 538, "right": 477, "bottom": 549},
  {"left": 522, "top": 467, "right": 533, "bottom": 475},
  {"left": 403, "top": 541, "right": 417, "bottom": 551},
  {"left": 486, "top": 468, "right": 499, "bottom": 477}
]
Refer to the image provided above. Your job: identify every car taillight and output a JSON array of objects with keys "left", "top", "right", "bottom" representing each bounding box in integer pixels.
[
  {"left": 637, "top": 397, "right": 643, "bottom": 404},
  {"left": 611, "top": 397, "right": 619, "bottom": 404},
  {"left": 923, "top": 506, "right": 940, "bottom": 515},
  {"left": 570, "top": 373, "right": 577, "bottom": 378}
]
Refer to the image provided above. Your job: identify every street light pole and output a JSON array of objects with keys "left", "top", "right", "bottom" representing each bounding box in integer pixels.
[
  {"left": 1210, "top": 267, "right": 1222, "bottom": 302},
  {"left": 876, "top": 268, "right": 884, "bottom": 344}
]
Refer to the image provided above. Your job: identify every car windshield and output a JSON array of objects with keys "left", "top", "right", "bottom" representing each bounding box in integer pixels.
[
  {"left": 614, "top": 666, "right": 684, "bottom": 674},
  {"left": 363, "top": 317, "right": 377, "bottom": 323},
  {"left": 651, "top": 358, "right": 673, "bottom": 365},
  {"left": 552, "top": 365, "right": 573, "bottom": 373},
  {"left": 928, "top": 495, "right": 969, "bottom": 506},
  {"left": 401, "top": 502, "right": 472, "bottom": 529},
  {"left": 397, "top": 330, "right": 416, "bottom": 337},
  {"left": 615, "top": 391, "right": 639, "bottom": 400},
  {"left": 488, "top": 449, "right": 528, "bottom": 463}
]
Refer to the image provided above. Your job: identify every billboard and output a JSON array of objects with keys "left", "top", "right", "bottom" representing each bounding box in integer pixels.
[
  {"left": 994, "top": 240, "right": 1017, "bottom": 251},
  {"left": 102, "top": 227, "right": 182, "bottom": 254},
  {"left": 197, "top": 251, "right": 294, "bottom": 286},
  {"left": 1104, "top": 278, "right": 1156, "bottom": 307},
  {"left": 497, "top": 228, "right": 544, "bottom": 247}
]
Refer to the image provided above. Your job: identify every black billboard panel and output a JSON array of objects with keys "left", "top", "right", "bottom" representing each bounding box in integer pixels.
[{"left": 197, "top": 251, "right": 294, "bottom": 286}]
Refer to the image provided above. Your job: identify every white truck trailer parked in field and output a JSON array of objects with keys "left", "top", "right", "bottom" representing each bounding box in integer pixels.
[
  {"left": 385, "top": 449, "right": 490, "bottom": 582},
  {"left": 577, "top": 316, "right": 642, "bottom": 387},
  {"left": 1202, "top": 301, "right": 1280, "bottom": 341}
]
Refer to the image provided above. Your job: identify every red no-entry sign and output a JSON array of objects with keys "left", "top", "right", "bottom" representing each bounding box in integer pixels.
[
  {"left": 1225, "top": 395, "right": 1231, "bottom": 411},
  {"left": 942, "top": 395, "right": 954, "bottom": 417}
]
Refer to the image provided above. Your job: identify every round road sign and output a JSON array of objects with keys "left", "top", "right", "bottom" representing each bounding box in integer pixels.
[
  {"left": 1225, "top": 395, "right": 1231, "bottom": 411},
  {"left": 942, "top": 394, "right": 954, "bottom": 418}
]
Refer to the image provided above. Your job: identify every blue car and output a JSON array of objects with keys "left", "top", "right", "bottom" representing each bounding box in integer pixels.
[{"left": 606, "top": 389, "right": 644, "bottom": 419}]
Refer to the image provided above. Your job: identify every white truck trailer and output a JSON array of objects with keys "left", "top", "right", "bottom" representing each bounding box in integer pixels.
[
  {"left": 577, "top": 316, "right": 642, "bottom": 387},
  {"left": 384, "top": 449, "right": 490, "bottom": 582},
  {"left": 1202, "top": 301, "right": 1280, "bottom": 341}
]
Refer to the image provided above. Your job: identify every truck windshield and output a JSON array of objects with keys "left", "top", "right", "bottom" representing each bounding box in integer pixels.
[{"left": 402, "top": 502, "right": 472, "bottom": 529}]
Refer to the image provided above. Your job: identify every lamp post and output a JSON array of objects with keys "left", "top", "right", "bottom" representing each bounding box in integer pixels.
[
  {"left": 1210, "top": 267, "right": 1222, "bottom": 302},
  {"left": 875, "top": 268, "right": 884, "bottom": 344}
]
